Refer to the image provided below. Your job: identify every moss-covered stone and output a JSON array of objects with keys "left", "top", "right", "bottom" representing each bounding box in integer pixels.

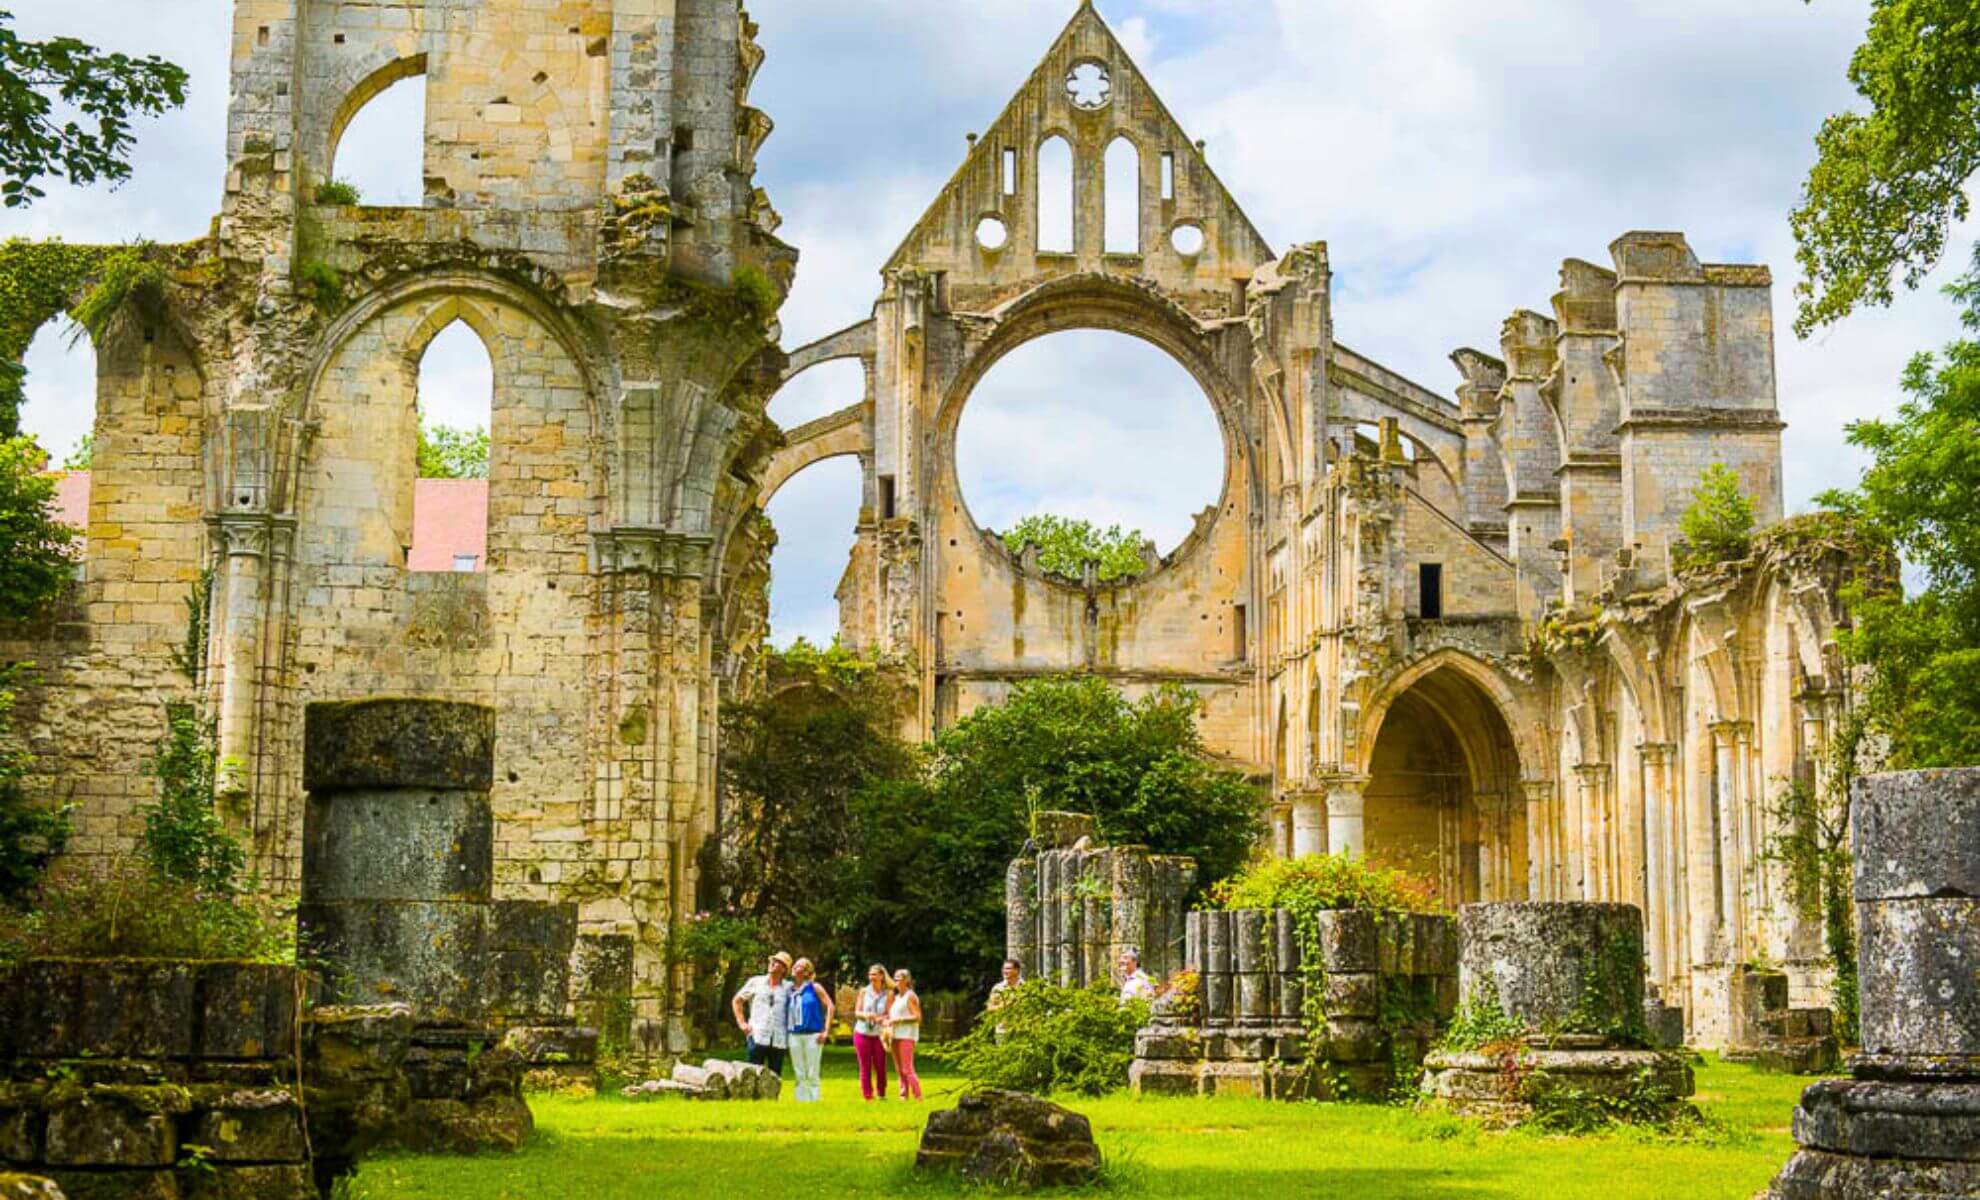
[{"left": 302, "top": 699, "right": 496, "bottom": 795}]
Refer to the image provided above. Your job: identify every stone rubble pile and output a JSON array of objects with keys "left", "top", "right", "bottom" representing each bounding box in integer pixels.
[
  {"left": 915, "top": 1089, "right": 1101, "bottom": 1189},
  {"left": 1768, "top": 768, "right": 1980, "bottom": 1198},
  {"left": 1418, "top": 902, "right": 1694, "bottom": 1126},
  {"left": 621, "top": 1060, "right": 781, "bottom": 1102},
  {"left": 1130, "top": 907, "right": 1457, "bottom": 1100}
]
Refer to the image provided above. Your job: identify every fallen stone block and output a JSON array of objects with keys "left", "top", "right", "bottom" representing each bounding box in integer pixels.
[{"left": 916, "top": 1090, "right": 1100, "bottom": 1190}]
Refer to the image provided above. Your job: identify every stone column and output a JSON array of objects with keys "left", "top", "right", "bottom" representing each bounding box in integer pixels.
[
  {"left": 1574, "top": 764, "right": 1612, "bottom": 899},
  {"left": 211, "top": 514, "right": 282, "bottom": 830},
  {"left": 1290, "top": 792, "right": 1326, "bottom": 857},
  {"left": 1638, "top": 743, "right": 1678, "bottom": 984},
  {"left": 1326, "top": 777, "right": 1368, "bottom": 859},
  {"left": 1523, "top": 779, "right": 1557, "bottom": 900},
  {"left": 1005, "top": 855, "right": 1038, "bottom": 980},
  {"left": 1767, "top": 769, "right": 1980, "bottom": 1197},
  {"left": 1271, "top": 801, "right": 1293, "bottom": 860}
]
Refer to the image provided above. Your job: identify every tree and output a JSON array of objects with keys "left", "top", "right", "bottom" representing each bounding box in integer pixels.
[
  {"left": 0, "top": 435, "right": 78, "bottom": 621},
  {"left": 1002, "top": 514, "right": 1151, "bottom": 582},
  {"left": 0, "top": 11, "right": 188, "bottom": 208},
  {"left": 1675, "top": 463, "right": 1758, "bottom": 572},
  {"left": 59, "top": 432, "right": 89, "bottom": 471},
  {"left": 417, "top": 423, "right": 490, "bottom": 480},
  {"left": 861, "top": 676, "right": 1265, "bottom": 991},
  {"left": 1818, "top": 250, "right": 1980, "bottom": 768},
  {"left": 1791, "top": 0, "right": 1980, "bottom": 335}
]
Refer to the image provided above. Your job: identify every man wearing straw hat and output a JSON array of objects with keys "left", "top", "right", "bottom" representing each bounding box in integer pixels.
[{"left": 732, "top": 950, "right": 795, "bottom": 1077}]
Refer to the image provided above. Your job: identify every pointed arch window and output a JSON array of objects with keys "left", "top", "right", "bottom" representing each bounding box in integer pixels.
[
  {"left": 1037, "top": 136, "right": 1073, "bottom": 254},
  {"left": 410, "top": 320, "right": 493, "bottom": 572},
  {"left": 1104, "top": 137, "right": 1140, "bottom": 254},
  {"left": 326, "top": 58, "right": 428, "bottom": 206}
]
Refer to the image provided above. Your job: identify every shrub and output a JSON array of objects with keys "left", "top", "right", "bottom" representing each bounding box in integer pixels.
[
  {"left": 296, "top": 259, "right": 344, "bottom": 308},
  {"left": 0, "top": 664, "right": 66, "bottom": 904},
  {"left": 140, "top": 703, "right": 246, "bottom": 893},
  {"left": 1675, "top": 463, "right": 1757, "bottom": 571},
  {"left": 1209, "top": 852, "right": 1444, "bottom": 916},
  {"left": 314, "top": 179, "right": 362, "bottom": 205},
  {"left": 931, "top": 980, "right": 1148, "bottom": 1097},
  {"left": 731, "top": 265, "right": 779, "bottom": 321},
  {"left": 1001, "top": 514, "right": 1150, "bottom": 582},
  {"left": 0, "top": 860, "right": 295, "bottom": 966}
]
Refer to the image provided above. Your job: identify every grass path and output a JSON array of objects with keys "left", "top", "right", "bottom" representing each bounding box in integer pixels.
[{"left": 346, "top": 1049, "right": 1812, "bottom": 1198}]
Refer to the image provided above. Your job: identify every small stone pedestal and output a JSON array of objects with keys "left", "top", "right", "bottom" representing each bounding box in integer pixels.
[
  {"left": 1768, "top": 769, "right": 1980, "bottom": 1198},
  {"left": 1419, "top": 902, "right": 1694, "bottom": 1126},
  {"left": 1722, "top": 965, "right": 1840, "bottom": 1075}
]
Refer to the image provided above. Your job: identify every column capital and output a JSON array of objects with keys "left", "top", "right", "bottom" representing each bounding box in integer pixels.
[
  {"left": 1636, "top": 741, "right": 1678, "bottom": 766},
  {"left": 595, "top": 528, "right": 713, "bottom": 578},
  {"left": 1573, "top": 762, "right": 1612, "bottom": 782},
  {"left": 1521, "top": 777, "right": 1555, "bottom": 804},
  {"left": 1709, "top": 719, "right": 1751, "bottom": 745},
  {"left": 1322, "top": 774, "right": 1369, "bottom": 816},
  {"left": 209, "top": 511, "right": 294, "bottom": 559}
]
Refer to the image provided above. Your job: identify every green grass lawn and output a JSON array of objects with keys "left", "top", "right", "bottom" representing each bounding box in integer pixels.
[{"left": 345, "top": 1049, "right": 1812, "bottom": 1198}]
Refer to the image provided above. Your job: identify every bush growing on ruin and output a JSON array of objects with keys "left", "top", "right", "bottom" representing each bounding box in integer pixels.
[
  {"left": 313, "top": 179, "right": 361, "bottom": 206},
  {"left": 1001, "top": 514, "right": 1151, "bottom": 582},
  {"left": 1674, "top": 464, "right": 1757, "bottom": 572},
  {"left": 138, "top": 702, "right": 245, "bottom": 893},
  {"left": 0, "top": 859, "right": 294, "bottom": 966},
  {"left": 932, "top": 979, "right": 1149, "bottom": 1097},
  {"left": 1209, "top": 852, "right": 1443, "bottom": 918},
  {"left": 0, "top": 665, "right": 66, "bottom": 905},
  {"left": 1819, "top": 249, "right": 1980, "bottom": 768},
  {"left": 0, "top": 435, "right": 79, "bottom": 619}
]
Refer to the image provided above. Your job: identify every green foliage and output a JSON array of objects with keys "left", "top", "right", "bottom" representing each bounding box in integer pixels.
[
  {"left": 1209, "top": 853, "right": 1444, "bottom": 917},
  {"left": 931, "top": 980, "right": 1149, "bottom": 1097},
  {"left": 668, "top": 910, "right": 771, "bottom": 1039},
  {"left": 1819, "top": 249, "right": 1980, "bottom": 768},
  {"left": 0, "top": 664, "right": 67, "bottom": 905},
  {"left": 69, "top": 244, "right": 164, "bottom": 345},
  {"left": 1763, "top": 714, "right": 1864, "bottom": 1043},
  {"left": 59, "top": 432, "right": 89, "bottom": 470},
  {"left": 418, "top": 423, "right": 490, "bottom": 480},
  {"left": 296, "top": 258, "right": 344, "bottom": 310},
  {"left": 139, "top": 703, "right": 245, "bottom": 894},
  {"left": 0, "top": 435, "right": 79, "bottom": 621},
  {"left": 730, "top": 265, "right": 780, "bottom": 322},
  {"left": 0, "top": 238, "right": 112, "bottom": 434},
  {"left": 0, "top": 860, "right": 294, "bottom": 966},
  {"left": 0, "top": 12, "right": 188, "bottom": 208},
  {"left": 1438, "top": 979, "right": 1526, "bottom": 1054},
  {"left": 1001, "top": 513, "right": 1151, "bottom": 582},
  {"left": 169, "top": 568, "right": 213, "bottom": 686},
  {"left": 314, "top": 179, "right": 362, "bottom": 206},
  {"left": 1790, "top": 0, "right": 1980, "bottom": 335},
  {"left": 1674, "top": 463, "right": 1757, "bottom": 572}
]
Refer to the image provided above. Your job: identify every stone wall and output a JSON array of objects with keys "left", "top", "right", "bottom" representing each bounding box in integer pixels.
[{"left": 1004, "top": 815, "right": 1195, "bottom": 990}]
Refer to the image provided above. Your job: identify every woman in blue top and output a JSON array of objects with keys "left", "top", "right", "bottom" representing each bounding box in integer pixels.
[{"left": 787, "top": 958, "right": 836, "bottom": 1102}]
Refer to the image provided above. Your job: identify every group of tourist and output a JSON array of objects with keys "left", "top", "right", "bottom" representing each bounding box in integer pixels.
[
  {"left": 731, "top": 952, "right": 924, "bottom": 1102},
  {"left": 732, "top": 945, "right": 1161, "bottom": 1104}
]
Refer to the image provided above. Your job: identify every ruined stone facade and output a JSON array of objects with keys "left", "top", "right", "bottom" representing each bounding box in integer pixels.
[
  {"left": 4, "top": 1, "right": 1862, "bottom": 1048},
  {"left": 3, "top": 0, "right": 794, "bottom": 1049},
  {"left": 762, "top": 4, "right": 1861, "bottom": 1046}
]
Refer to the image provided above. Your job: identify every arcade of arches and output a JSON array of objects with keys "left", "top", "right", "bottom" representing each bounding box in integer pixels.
[{"left": 4, "top": 0, "right": 1865, "bottom": 1053}]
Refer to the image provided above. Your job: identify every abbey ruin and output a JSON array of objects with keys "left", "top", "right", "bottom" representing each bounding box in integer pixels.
[{"left": 1, "top": 0, "right": 1862, "bottom": 1053}]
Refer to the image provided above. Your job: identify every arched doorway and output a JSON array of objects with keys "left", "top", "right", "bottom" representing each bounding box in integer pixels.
[{"left": 1362, "top": 658, "right": 1528, "bottom": 905}]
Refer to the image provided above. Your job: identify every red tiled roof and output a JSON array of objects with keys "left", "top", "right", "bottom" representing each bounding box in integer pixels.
[
  {"left": 50, "top": 472, "right": 489, "bottom": 573},
  {"left": 408, "top": 478, "right": 489, "bottom": 572}
]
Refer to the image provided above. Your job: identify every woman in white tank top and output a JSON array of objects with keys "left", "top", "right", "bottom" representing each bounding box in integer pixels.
[{"left": 885, "top": 967, "right": 924, "bottom": 1100}]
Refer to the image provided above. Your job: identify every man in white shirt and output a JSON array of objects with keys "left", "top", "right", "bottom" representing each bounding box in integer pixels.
[
  {"left": 1117, "top": 949, "right": 1156, "bottom": 1004},
  {"left": 987, "top": 958, "right": 1023, "bottom": 1011},
  {"left": 731, "top": 950, "right": 795, "bottom": 1076}
]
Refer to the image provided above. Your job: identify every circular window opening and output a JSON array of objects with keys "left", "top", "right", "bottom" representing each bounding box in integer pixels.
[
  {"left": 975, "top": 215, "right": 1009, "bottom": 251},
  {"left": 1171, "top": 222, "right": 1206, "bottom": 257},
  {"left": 1066, "top": 61, "right": 1112, "bottom": 110},
  {"left": 957, "top": 330, "right": 1226, "bottom": 568}
]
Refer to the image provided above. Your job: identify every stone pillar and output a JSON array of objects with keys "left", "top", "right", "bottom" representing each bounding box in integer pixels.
[
  {"left": 211, "top": 514, "right": 278, "bottom": 828},
  {"left": 1326, "top": 777, "right": 1367, "bottom": 859},
  {"left": 1638, "top": 743, "right": 1679, "bottom": 985},
  {"left": 1290, "top": 792, "right": 1326, "bottom": 857},
  {"left": 1005, "top": 855, "right": 1038, "bottom": 980},
  {"left": 1271, "top": 801, "right": 1294, "bottom": 860},
  {"left": 299, "top": 699, "right": 499, "bottom": 1024},
  {"left": 1523, "top": 779, "right": 1557, "bottom": 899},
  {"left": 1574, "top": 764, "right": 1611, "bottom": 899},
  {"left": 1768, "top": 769, "right": 1980, "bottom": 1197}
]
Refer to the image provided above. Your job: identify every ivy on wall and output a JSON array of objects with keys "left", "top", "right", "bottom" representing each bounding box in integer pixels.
[{"left": 0, "top": 239, "right": 115, "bottom": 437}]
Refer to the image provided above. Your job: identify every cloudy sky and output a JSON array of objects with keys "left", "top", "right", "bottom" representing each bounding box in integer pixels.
[{"left": 7, "top": 1, "right": 1974, "bottom": 646}]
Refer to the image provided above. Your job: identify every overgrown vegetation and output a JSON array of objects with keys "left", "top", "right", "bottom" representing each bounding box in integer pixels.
[
  {"left": 59, "top": 432, "right": 89, "bottom": 470},
  {"left": 0, "top": 11, "right": 188, "bottom": 208},
  {"left": 1002, "top": 514, "right": 1152, "bottom": 582},
  {"left": 296, "top": 258, "right": 344, "bottom": 310},
  {"left": 0, "top": 434, "right": 79, "bottom": 619},
  {"left": 1764, "top": 712, "right": 1866, "bottom": 1044},
  {"left": 1817, "top": 249, "right": 1980, "bottom": 768},
  {"left": 0, "top": 665, "right": 66, "bottom": 905},
  {"left": 0, "top": 239, "right": 112, "bottom": 433},
  {"left": 139, "top": 703, "right": 244, "bottom": 893},
  {"left": 418, "top": 422, "right": 491, "bottom": 480},
  {"left": 1674, "top": 463, "right": 1757, "bottom": 572},
  {"left": 730, "top": 265, "right": 780, "bottom": 323},
  {"left": 0, "top": 860, "right": 294, "bottom": 967},
  {"left": 69, "top": 243, "right": 164, "bottom": 344},
  {"left": 1211, "top": 853, "right": 1444, "bottom": 1100},
  {"left": 931, "top": 979, "right": 1149, "bottom": 1097}
]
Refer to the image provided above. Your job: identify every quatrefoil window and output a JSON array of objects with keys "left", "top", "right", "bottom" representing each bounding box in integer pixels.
[{"left": 1066, "top": 61, "right": 1112, "bottom": 110}]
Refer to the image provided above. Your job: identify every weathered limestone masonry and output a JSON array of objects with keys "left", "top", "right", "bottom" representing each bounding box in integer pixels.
[
  {"left": 1004, "top": 811, "right": 1195, "bottom": 989},
  {"left": 760, "top": 2, "right": 1867, "bottom": 1048},
  {"left": 300, "top": 698, "right": 584, "bottom": 1151},
  {"left": 1419, "top": 903, "right": 1694, "bottom": 1125},
  {"left": 0, "top": 959, "right": 320, "bottom": 1199},
  {"left": 1129, "top": 908, "right": 1457, "bottom": 1100},
  {"left": 2, "top": 0, "right": 795, "bottom": 1045},
  {"left": 1768, "top": 769, "right": 1980, "bottom": 1199}
]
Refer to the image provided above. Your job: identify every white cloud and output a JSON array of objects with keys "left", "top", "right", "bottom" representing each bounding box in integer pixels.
[{"left": 6, "top": 1, "right": 1971, "bottom": 641}]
